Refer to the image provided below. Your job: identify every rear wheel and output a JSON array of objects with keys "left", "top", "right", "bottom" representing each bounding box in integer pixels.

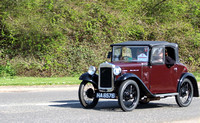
[
  {"left": 118, "top": 80, "right": 140, "bottom": 111},
  {"left": 78, "top": 81, "right": 99, "bottom": 108},
  {"left": 175, "top": 78, "right": 193, "bottom": 107}
]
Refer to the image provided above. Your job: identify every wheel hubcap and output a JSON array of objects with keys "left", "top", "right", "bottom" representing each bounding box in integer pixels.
[{"left": 86, "top": 88, "right": 94, "bottom": 98}]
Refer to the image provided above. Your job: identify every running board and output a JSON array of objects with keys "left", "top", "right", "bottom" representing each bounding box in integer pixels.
[{"left": 154, "top": 93, "right": 178, "bottom": 98}]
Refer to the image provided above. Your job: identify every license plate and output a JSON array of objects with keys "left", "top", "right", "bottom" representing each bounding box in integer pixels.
[{"left": 96, "top": 93, "right": 116, "bottom": 99}]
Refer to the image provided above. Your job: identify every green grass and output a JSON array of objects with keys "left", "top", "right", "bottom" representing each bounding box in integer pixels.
[
  {"left": 193, "top": 72, "right": 200, "bottom": 82},
  {"left": 1, "top": 72, "right": 199, "bottom": 86},
  {"left": 0, "top": 76, "right": 81, "bottom": 86}
]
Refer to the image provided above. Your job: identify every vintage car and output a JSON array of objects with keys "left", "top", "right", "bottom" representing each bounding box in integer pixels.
[{"left": 78, "top": 41, "right": 199, "bottom": 111}]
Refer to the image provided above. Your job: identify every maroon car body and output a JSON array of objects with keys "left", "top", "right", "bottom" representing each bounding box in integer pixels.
[{"left": 78, "top": 41, "right": 199, "bottom": 111}]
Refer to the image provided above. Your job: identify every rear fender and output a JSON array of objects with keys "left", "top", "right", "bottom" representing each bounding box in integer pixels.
[
  {"left": 178, "top": 73, "right": 199, "bottom": 97},
  {"left": 115, "top": 73, "right": 154, "bottom": 97},
  {"left": 79, "top": 72, "right": 98, "bottom": 87}
]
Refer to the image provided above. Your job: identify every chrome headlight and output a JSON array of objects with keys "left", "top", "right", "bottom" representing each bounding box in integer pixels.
[
  {"left": 113, "top": 66, "right": 121, "bottom": 75},
  {"left": 88, "top": 66, "right": 96, "bottom": 75}
]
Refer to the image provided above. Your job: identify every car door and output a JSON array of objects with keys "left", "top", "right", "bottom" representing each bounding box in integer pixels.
[{"left": 149, "top": 46, "right": 177, "bottom": 94}]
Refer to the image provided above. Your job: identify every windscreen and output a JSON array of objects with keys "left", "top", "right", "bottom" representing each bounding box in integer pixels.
[{"left": 112, "top": 46, "right": 149, "bottom": 62}]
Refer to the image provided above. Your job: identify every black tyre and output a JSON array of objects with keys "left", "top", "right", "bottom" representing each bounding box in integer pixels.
[
  {"left": 78, "top": 81, "right": 99, "bottom": 108},
  {"left": 175, "top": 78, "right": 193, "bottom": 107},
  {"left": 118, "top": 80, "right": 140, "bottom": 111}
]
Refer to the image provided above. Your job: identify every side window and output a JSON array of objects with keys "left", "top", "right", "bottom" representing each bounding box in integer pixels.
[
  {"left": 151, "top": 47, "right": 164, "bottom": 64},
  {"left": 165, "top": 47, "right": 176, "bottom": 61},
  {"left": 165, "top": 47, "right": 176, "bottom": 67}
]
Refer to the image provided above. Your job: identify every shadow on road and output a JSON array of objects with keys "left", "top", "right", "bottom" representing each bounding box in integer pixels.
[
  {"left": 49, "top": 99, "right": 178, "bottom": 112},
  {"left": 49, "top": 100, "right": 82, "bottom": 108}
]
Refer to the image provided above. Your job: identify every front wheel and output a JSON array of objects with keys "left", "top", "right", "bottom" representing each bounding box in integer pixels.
[
  {"left": 175, "top": 78, "right": 193, "bottom": 107},
  {"left": 78, "top": 81, "right": 99, "bottom": 108},
  {"left": 118, "top": 80, "right": 140, "bottom": 111}
]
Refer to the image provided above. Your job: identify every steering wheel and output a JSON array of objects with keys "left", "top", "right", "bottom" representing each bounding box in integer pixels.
[{"left": 121, "top": 56, "right": 131, "bottom": 61}]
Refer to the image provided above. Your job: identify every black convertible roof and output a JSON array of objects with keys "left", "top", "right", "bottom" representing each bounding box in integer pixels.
[{"left": 111, "top": 41, "right": 177, "bottom": 47}]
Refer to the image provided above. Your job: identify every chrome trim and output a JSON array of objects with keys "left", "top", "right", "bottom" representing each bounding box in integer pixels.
[
  {"left": 141, "top": 63, "right": 143, "bottom": 79},
  {"left": 98, "top": 62, "right": 115, "bottom": 92},
  {"left": 154, "top": 93, "right": 178, "bottom": 98},
  {"left": 130, "top": 69, "right": 139, "bottom": 72}
]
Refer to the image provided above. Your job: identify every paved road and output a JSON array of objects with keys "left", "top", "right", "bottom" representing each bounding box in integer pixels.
[{"left": 0, "top": 85, "right": 200, "bottom": 123}]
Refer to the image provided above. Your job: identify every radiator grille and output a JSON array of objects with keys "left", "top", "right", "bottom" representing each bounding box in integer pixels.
[{"left": 100, "top": 67, "right": 112, "bottom": 88}]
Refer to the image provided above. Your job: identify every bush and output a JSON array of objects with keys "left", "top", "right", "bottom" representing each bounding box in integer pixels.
[
  {"left": 0, "top": 0, "right": 199, "bottom": 76},
  {"left": 0, "top": 62, "right": 16, "bottom": 77}
]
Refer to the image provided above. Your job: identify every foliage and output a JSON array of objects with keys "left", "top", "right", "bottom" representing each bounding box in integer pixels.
[
  {"left": 0, "top": 0, "right": 200, "bottom": 76},
  {"left": 0, "top": 62, "right": 16, "bottom": 77}
]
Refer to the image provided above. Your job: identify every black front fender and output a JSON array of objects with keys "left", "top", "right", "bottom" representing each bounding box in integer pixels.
[
  {"left": 116, "top": 73, "right": 154, "bottom": 97},
  {"left": 178, "top": 73, "right": 199, "bottom": 97},
  {"left": 79, "top": 72, "right": 98, "bottom": 86},
  {"left": 116, "top": 73, "right": 139, "bottom": 82}
]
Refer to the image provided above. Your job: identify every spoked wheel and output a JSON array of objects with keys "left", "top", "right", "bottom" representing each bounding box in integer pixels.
[
  {"left": 78, "top": 81, "right": 99, "bottom": 108},
  {"left": 175, "top": 78, "right": 193, "bottom": 107},
  {"left": 118, "top": 80, "right": 140, "bottom": 111}
]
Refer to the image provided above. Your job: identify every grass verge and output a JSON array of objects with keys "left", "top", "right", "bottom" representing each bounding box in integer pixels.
[
  {"left": 0, "top": 76, "right": 81, "bottom": 86},
  {"left": 193, "top": 72, "right": 200, "bottom": 82},
  {"left": 0, "top": 72, "right": 199, "bottom": 86}
]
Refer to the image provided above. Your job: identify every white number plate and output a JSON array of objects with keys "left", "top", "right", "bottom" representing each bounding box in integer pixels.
[{"left": 96, "top": 93, "right": 116, "bottom": 99}]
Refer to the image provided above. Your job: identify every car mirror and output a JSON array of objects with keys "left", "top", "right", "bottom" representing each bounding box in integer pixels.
[{"left": 107, "top": 52, "right": 112, "bottom": 58}]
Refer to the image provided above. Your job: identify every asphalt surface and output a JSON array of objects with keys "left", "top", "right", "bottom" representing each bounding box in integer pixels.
[{"left": 0, "top": 83, "right": 200, "bottom": 123}]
